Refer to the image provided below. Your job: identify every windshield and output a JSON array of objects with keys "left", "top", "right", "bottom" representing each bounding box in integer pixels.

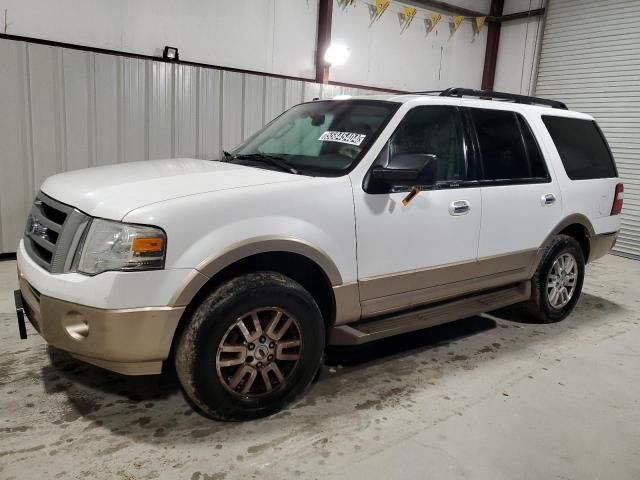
[{"left": 231, "top": 100, "right": 399, "bottom": 175}]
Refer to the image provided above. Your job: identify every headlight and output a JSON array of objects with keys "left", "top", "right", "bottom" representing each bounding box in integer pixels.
[{"left": 77, "top": 219, "right": 166, "bottom": 275}]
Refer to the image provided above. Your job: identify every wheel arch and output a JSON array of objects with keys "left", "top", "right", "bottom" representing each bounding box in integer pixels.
[
  {"left": 168, "top": 237, "right": 360, "bottom": 356},
  {"left": 558, "top": 224, "right": 590, "bottom": 262},
  {"left": 531, "top": 214, "right": 595, "bottom": 277}
]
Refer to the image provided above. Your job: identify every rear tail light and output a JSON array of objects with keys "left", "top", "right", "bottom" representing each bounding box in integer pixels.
[{"left": 611, "top": 183, "right": 624, "bottom": 215}]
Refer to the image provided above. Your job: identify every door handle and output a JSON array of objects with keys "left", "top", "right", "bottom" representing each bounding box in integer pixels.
[
  {"left": 541, "top": 193, "right": 557, "bottom": 206},
  {"left": 449, "top": 200, "right": 471, "bottom": 216}
]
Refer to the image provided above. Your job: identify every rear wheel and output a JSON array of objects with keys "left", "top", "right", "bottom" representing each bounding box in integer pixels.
[
  {"left": 519, "top": 234, "right": 585, "bottom": 323},
  {"left": 175, "top": 271, "right": 325, "bottom": 420}
]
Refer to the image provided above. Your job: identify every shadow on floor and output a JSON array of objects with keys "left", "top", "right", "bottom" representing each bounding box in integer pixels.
[{"left": 37, "top": 291, "right": 624, "bottom": 438}]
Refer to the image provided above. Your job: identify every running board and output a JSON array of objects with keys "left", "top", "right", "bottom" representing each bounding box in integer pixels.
[{"left": 328, "top": 282, "right": 530, "bottom": 346}]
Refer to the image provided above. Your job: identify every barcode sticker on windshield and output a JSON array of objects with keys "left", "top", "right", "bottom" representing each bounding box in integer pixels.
[{"left": 318, "top": 131, "right": 366, "bottom": 146}]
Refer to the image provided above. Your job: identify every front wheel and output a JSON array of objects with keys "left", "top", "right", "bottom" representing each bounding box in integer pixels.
[
  {"left": 175, "top": 272, "right": 325, "bottom": 421},
  {"left": 519, "top": 234, "right": 585, "bottom": 323}
]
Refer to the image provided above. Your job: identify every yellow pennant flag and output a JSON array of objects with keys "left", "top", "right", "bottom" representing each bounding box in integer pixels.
[
  {"left": 403, "top": 6, "right": 417, "bottom": 27},
  {"left": 475, "top": 16, "right": 486, "bottom": 33},
  {"left": 428, "top": 12, "right": 442, "bottom": 30},
  {"left": 452, "top": 15, "right": 464, "bottom": 32},
  {"left": 375, "top": 0, "right": 390, "bottom": 16}
]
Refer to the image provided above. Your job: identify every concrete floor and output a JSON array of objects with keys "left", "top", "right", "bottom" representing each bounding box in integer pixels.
[{"left": 1, "top": 255, "right": 639, "bottom": 480}]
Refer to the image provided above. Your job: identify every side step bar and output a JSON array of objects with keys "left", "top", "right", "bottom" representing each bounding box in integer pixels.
[{"left": 328, "top": 282, "right": 530, "bottom": 346}]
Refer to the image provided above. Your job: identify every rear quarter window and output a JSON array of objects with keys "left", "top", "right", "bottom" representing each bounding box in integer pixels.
[{"left": 542, "top": 116, "right": 617, "bottom": 180}]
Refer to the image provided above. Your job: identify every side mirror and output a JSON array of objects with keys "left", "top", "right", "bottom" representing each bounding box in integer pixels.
[{"left": 371, "top": 153, "right": 437, "bottom": 186}]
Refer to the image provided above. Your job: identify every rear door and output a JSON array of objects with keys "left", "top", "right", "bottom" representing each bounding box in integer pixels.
[{"left": 468, "top": 107, "right": 563, "bottom": 265}]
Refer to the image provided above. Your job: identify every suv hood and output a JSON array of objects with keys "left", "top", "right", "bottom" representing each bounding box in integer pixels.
[{"left": 40, "top": 158, "right": 302, "bottom": 220}]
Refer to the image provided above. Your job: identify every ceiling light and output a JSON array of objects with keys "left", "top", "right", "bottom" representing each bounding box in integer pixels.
[
  {"left": 163, "top": 46, "right": 179, "bottom": 61},
  {"left": 324, "top": 44, "right": 350, "bottom": 66}
]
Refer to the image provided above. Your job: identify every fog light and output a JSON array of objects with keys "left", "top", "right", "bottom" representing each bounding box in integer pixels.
[{"left": 63, "top": 312, "right": 89, "bottom": 340}]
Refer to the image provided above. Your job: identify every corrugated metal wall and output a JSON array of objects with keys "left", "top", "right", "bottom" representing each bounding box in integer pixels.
[
  {"left": 0, "top": 38, "right": 378, "bottom": 254},
  {"left": 536, "top": 0, "right": 640, "bottom": 260}
]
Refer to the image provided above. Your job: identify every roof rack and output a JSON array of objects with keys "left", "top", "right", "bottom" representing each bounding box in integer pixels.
[{"left": 438, "top": 87, "right": 568, "bottom": 110}]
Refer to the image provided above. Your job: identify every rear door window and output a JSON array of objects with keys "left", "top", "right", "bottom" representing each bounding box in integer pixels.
[
  {"left": 542, "top": 116, "right": 617, "bottom": 180},
  {"left": 469, "top": 108, "right": 549, "bottom": 183}
]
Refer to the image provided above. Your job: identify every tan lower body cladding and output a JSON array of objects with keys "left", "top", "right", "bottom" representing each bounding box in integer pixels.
[
  {"left": 334, "top": 231, "right": 617, "bottom": 324},
  {"left": 19, "top": 275, "right": 184, "bottom": 375},
  {"left": 334, "top": 250, "right": 538, "bottom": 323}
]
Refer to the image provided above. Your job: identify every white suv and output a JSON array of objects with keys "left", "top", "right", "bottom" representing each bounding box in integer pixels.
[{"left": 15, "top": 88, "right": 623, "bottom": 420}]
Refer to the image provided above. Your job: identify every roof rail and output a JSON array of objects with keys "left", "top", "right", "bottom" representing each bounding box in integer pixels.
[{"left": 439, "top": 87, "right": 568, "bottom": 110}]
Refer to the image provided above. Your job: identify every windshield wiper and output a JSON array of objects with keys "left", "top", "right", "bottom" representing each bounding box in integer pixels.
[
  {"left": 221, "top": 150, "right": 235, "bottom": 162},
  {"left": 235, "top": 153, "right": 299, "bottom": 174}
]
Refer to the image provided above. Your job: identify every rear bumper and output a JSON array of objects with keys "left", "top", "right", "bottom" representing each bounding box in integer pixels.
[
  {"left": 18, "top": 272, "right": 184, "bottom": 375},
  {"left": 588, "top": 231, "right": 618, "bottom": 262}
]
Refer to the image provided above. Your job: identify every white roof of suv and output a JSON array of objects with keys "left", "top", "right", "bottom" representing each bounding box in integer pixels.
[{"left": 339, "top": 89, "right": 594, "bottom": 120}]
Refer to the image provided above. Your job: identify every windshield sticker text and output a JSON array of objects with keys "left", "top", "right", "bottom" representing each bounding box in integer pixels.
[{"left": 318, "top": 131, "right": 367, "bottom": 146}]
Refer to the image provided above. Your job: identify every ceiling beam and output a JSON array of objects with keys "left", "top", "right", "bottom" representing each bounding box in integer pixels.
[
  {"left": 409, "top": 0, "right": 488, "bottom": 18},
  {"left": 315, "top": 0, "right": 333, "bottom": 84},
  {"left": 481, "top": 0, "right": 504, "bottom": 90},
  {"left": 410, "top": 1, "right": 544, "bottom": 23},
  {"left": 498, "top": 8, "right": 545, "bottom": 22}
]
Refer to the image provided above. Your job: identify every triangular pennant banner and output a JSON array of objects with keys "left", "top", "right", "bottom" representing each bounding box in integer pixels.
[
  {"left": 452, "top": 15, "right": 464, "bottom": 32},
  {"left": 475, "top": 16, "right": 486, "bottom": 33},
  {"left": 375, "top": 0, "right": 390, "bottom": 16},
  {"left": 428, "top": 12, "right": 442, "bottom": 30},
  {"left": 338, "top": 0, "right": 356, "bottom": 9},
  {"left": 403, "top": 6, "right": 417, "bottom": 27}
]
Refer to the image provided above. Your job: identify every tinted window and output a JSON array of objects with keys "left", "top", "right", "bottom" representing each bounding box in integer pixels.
[
  {"left": 386, "top": 106, "right": 466, "bottom": 186},
  {"left": 542, "top": 116, "right": 617, "bottom": 180},
  {"left": 470, "top": 108, "right": 548, "bottom": 182}
]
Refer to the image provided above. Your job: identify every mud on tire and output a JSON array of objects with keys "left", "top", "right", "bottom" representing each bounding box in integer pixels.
[{"left": 175, "top": 271, "right": 325, "bottom": 421}]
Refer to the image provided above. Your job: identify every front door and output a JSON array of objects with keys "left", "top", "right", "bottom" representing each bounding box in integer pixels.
[{"left": 351, "top": 105, "right": 482, "bottom": 318}]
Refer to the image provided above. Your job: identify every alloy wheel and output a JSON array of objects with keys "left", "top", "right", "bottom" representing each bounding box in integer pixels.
[
  {"left": 546, "top": 252, "right": 578, "bottom": 309},
  {"left": 216, "top": 307, "right": 303, "bottom": 397}
]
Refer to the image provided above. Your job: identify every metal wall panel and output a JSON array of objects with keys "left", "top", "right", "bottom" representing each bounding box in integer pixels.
[
  {"left": 221, "top": 71, "right": 244, "bottom": 151},
  {"left": 243, "top": 74, "right": 266, "bottom": 142},
  {"left": 149, "top": 61, "right": 173, "bottom": 160},
  {"left": 197, "top": 68, "right": 223, "bottom": 160},
  {"left": 94, "top": 54, "right": 120, "bottom": 166},
  {"left": 0, "top": 41, "right": 32, "bottom": 253},
  {"left": 122, "top": 57, "right": 147, "bottom": 164},
  {"left": 536, "top": 0, "right": 640, "bottom": 260},
  {"left": 264, "top": 77, "right": 286, "bottom": 124},
  {"left": 175, "top": 64, "right": 198, "bottom": 158},
  {"left": 0, "top": 37, "right": 382, "bottom": 253}
]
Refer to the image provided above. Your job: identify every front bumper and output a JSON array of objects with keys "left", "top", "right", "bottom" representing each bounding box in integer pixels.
[
  {"left": 17, "top": 273, "right": 184, "bottom": 375},
  {"left": 16, "top": 239, "right": 200, "bottom": 310}
]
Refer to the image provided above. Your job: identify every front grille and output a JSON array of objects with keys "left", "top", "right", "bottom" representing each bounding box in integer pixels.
[{"left": 23, "top": 192, "right": 90, "bottom": 273}]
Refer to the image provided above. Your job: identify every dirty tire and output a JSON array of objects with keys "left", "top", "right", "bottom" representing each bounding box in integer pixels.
[
  {"left": 175, "top": 271, "right": 324, "bottom": 421},
  {"left": 518, "top": 234, "right": 585, "bottom": 323}
]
